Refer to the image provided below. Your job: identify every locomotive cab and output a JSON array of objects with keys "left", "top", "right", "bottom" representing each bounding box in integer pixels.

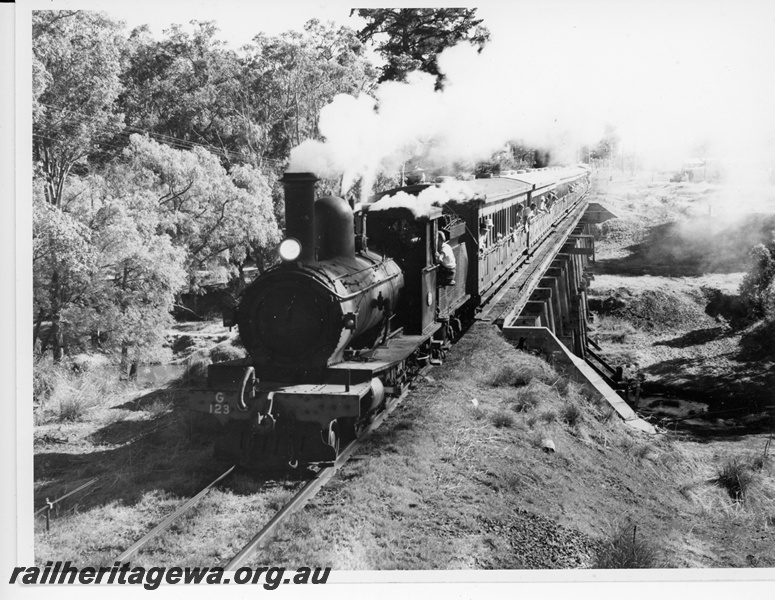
[{"left": 365, "top": 206, "right": 441, "bottom": 337}]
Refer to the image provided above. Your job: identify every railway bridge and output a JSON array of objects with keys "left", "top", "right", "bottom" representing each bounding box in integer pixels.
[{"left": 479, "top": 198, "right": 655, "bottom": 433}]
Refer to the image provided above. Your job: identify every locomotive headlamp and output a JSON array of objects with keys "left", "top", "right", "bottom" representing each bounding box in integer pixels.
[
  {"left": 278, "top": 238, "right": 302, "bottom": 262},
  {"left": 342, "top": 312, "right": 357, "bottom": 330}
]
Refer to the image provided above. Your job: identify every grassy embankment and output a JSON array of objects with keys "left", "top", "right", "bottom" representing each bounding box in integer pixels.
[{"left": 249, "top": 325, "right": 775, "bottom": 569}]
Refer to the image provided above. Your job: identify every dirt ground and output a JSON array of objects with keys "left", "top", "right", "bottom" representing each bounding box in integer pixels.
[{"left": 587, "top": 172, "right": 775, "bottom": 422}]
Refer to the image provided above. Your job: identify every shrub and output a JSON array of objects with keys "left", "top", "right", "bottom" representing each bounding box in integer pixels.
[
  {"left": 33, "top": 355, "right": 61, "bottom": 405},
  {"left": 511, "top": 379, "right": 562, "bottom": 413},
  {"left": 35, "top": 360, "right": 121, "bottom": 423},
  {"left": 486, "top": 358, "right": 559, "bottom": 388},
  {"left": 560, "top": 402, "right": 583, "bottom": 428},
  {"left": 599, "top": 405, "right": 616, "bottom": 423},
  {"left": 57, "top": 394, "right": 89, "bottom": 422},
  {"left": 750, "top": 452, "right": 770, "bottom": 471},
  {"left": 51, "top": 378, "right": 102, "bottom": 422},
  {"left": 594, "top": 523, "right": 661, "bottom": 569},
  {"left": 596, "top": 319, "right": 638, "bottom": 344},
  {"left": 210, "top": 340, "right": 247, "bottom": 363},
  {"left": 714, "top": 456, "right": 756, "bottom": 503},
  {"left": 147, "top": 397, "right": 173, "bottom": 419},
  {"left": 183, "top": 351, "right": 211, "bottom": 383},
  {"left": 594, "top": 218, "right": 646, "bottom": 244},
  {"left": 510, "top": 391, "right": 540, "bottom": 413},
  {"left": 488, "top": 365, "right": 528, "bottom": 387},
  {"left": 739, "top": 235, "right": 775, "bottom": 320},
  {"left": 491, "top": 411, "right": 514, "bottom": 429},
  {"left": 633, "top": 443, "right": 654, "bottom": 460}
]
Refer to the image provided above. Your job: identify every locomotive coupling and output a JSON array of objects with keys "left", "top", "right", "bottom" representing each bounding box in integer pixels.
[{"left": 252, "top": 392, "right": 276, "bottom": 434}]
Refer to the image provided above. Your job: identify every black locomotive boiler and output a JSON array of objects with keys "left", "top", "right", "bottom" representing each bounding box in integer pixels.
[{"left": 188, "top": 167, "right": 590, "bottom": 468}]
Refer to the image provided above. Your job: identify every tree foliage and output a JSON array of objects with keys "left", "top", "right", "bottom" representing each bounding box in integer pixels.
[
  {"left": 590, "top": 124, "right": 621, "bottom": 160},
  {"left": 240, "top": 19, "right": 377, "bottom": 162},
  {"left": 119, "top": 21, "right": 246, "bottom": 166},
  {"left": 33, "top": 11, "right": 126, "bottom": 207},
  {"left": 117, "top": 19, "right": 376, "bottom": 168},
  {"left": 31, "top": 12, "right": 375, "bottom": 362},
  {"left": 33, "top": 169, "right": 188, "bottom": 362},
  {"left": 33, "top": 192, "right": 97, "bottom": 359},
  {"left": 118, "top": 135, "right": 280, "bottom": 286},
  {"left": 66, "top": 175, "right": 188, "bottom": 363},
  {"left": 739, "top": 233, "right": 775, "bottom": 320},
  {"left": 354, "top": 8, "right": 490, "bottom": 85}
]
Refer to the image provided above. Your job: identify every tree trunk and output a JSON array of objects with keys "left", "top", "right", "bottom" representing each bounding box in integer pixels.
[
  {"left": 33, "top": 309, "right": 45, "bottom": 352},
  {"left": 120, "top": 343, "right": 129, "bottom": 376},
  {"left": 50, "top": 268, "right": 63, "bottom": 361}
]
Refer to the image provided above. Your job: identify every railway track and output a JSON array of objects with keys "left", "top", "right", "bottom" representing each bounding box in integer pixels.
[
  {"left": 109, "top": 466, "right": 238, "bottom": 565},
  {"left": 108, "top": 387, "right": 410, "bottom": 569},
  {"left": 222, "top": 387, "right": 409, "bottom": 569},
  {"left": 111, "top": 204, "right": 587, "bottom": 567}
]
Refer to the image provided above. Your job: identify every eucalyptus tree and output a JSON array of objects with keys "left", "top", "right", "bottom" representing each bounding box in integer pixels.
[
  {"left": 119, "top": 21, "right": 247, "bottom": 167},
  {"left": 353, "top": 8, "right": 490, "bottom": 86},
  {"left": 116, "top": 135, "right": 280, "bottom": 290},
  {"left": 240, "top": 19, "right": 378, "bottom": 163},
  {"left": 32, "top": 10, "right": 126, "bottom": 207}
]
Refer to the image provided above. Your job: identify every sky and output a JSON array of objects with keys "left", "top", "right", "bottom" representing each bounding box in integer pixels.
[{"left": 18, "top": 0, "right": 775, "bottom": 173}]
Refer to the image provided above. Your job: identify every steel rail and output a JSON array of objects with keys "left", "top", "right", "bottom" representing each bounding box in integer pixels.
[
  {"left": 223, "top": 389, "right": 408, "bottom": 571},
  {"left": 112, "top": 464, "right": 236, "bottom": 564}
]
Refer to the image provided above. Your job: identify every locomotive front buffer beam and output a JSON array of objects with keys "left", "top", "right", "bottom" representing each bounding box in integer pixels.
[{"left": 188, "top": 360, "right": 386, "bottom": 467}]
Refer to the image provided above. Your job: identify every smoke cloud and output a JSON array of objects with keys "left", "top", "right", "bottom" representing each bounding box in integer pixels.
[
  {"left": 368, "top": 179, "right": 479, "bottom": 217},
  {"left": 287, "top": 40, "right": 604, "bottom": 196},
  {"left": 288, "top": 1, "right": 775, "bottom": 204}
]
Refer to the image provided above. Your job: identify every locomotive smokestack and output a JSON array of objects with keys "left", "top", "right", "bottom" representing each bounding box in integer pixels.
[{"left": 281, "top": 172, "right": 318, "bottom": 262}]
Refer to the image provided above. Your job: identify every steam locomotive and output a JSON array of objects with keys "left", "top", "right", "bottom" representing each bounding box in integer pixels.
[{"left": 188, "top": 166, "right": 591, "bottom": 468}]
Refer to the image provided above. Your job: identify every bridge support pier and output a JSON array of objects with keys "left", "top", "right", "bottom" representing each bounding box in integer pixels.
[{"left": 499, "top": 210, "right": 655, "bottom": 433}]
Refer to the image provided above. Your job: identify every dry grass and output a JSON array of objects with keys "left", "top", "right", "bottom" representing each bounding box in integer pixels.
[
  {"left": 714, "top": 456, "right": 755, "bottom": 503},
  {"left": 594, "top": 522, "right": 663, "bottom": 568},
  {"left": 34, "top": 356, "right": 125, "bottom": 424},
  {"left": 560, "top": 401, "right": 583, "bottom": 428},
  {"left": 146, "top": 397, "right": 173, "bottom": 419},
  {"left": 485, "top": 358, "right": 559, "bottom": 388},
  {"left": 490, "top": 411, "right": 515, "bottom": 429},
  {"left": 593, "top": 316, "right": 639, "bottom": 344},
  {"left": 712, "top": 454, "right": 772, "bottom": 505},
  {"left": 674, "top": 446, "right": 775, "bottom": 534},
  {"left": 509, "top": 380, "right": 562, "bottom": 413},
  {"left": 593, "top": 217, "right": 647, "bottom": 245}
]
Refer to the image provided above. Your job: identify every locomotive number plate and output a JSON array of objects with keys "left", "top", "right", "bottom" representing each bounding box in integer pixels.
[{"left": 210, "top": 391, "right": 231, "bottom": 414}]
